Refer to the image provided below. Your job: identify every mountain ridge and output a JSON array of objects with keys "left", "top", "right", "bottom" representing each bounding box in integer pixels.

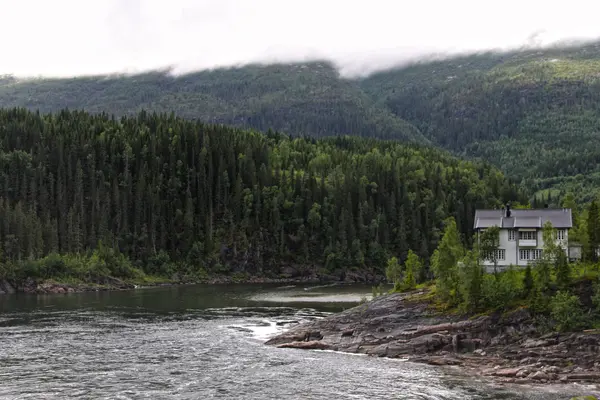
[{"left": 3, "top": 41, "right": 600, "bottom": 202}]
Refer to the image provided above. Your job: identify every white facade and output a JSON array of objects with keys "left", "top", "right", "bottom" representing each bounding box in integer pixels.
[
  {"left": 473, "top": 207, "right": 573, "bottom": 273},
  {"left": 479, "top": 227, "right": 569, "bottom": 272}
]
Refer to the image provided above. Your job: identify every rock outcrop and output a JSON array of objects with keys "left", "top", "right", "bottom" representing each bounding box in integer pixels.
[
  {"left": 5, "top": 277, "right": 137, "bottom": 294},
  {"left": 266, "top": 291, "right": 600, "bottom": 384},
  {"left": 0, "top": 279, "right": 16, "bottom": 294}
]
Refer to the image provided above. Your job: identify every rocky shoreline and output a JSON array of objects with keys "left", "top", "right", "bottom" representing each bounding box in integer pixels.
[
  {"left": 265, "top": 291, "right": 600, "bottom": 386},
  {"left": 0, "top": 277, "right": 140, "bottom": 295}
]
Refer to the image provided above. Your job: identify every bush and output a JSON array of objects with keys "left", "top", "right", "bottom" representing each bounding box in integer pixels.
[
  {"left": 372, "top": 283, "right": 386, "bottom": 298},
  {"left": 523, "top": 264, "right": 534, "bottom": 296},
  {"left": 93, "top": 243, "right": 139, "bottom": 279},
  {"left": 592, "top": 282, "right": 600, "bottom": 313},
  {"left": 39, "top": 253, "right": 69, "bottom": 278},
  {"left": 145, "top": 250, "right": 176, "bottom": 277},
  {"left": 385, "top": 256, "right": 402, "bottom": 284},
  {"left": 550, "top": 291, "right": 584, "bottom": 332},
  {"left": 480, "top": 268, "right": 522, "bottom": 311}
]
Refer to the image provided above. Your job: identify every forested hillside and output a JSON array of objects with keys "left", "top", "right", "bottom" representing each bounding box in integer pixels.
[
  {"left": 3, "top": 42, "right": 600, "bottom": 202},
  {"left": 0, "top": 108, "right": 522, "bottom": 282},
  {"left": 361, "top": 41, "right": 600, "bottom": 203},
  {"left": 0, "top": 63, "right": 425, "bottom": 143}
]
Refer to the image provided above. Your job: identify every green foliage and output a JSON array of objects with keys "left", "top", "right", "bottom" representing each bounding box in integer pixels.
[
  {"left": 550, "top": 291, "right": 584, "bottom": 332},
  {"left": 458, "top": 250, "right": 484, "bottom": 312},
  {"left": 6, "top": 249, "right": 145, "bottom": 283},
  {"left": 534, "top": 259, "right": 552, "bottom": 292},
  {"left": 480, "top": 266, "right": 523, "bottom": 311},
  {"left": 555, "top": 250, "right": 571, "bottom": 289},
  {"left": 426, "top": 215, "right": 596, "bottom": 333},
  {"left": 389, "top": 250, "right": 423, "bottom": 292},
  {"left": 588, "top": 200, "right": 600, "bottom": 261},
  {"left": 360, "top": 42, "right": 600, "bottom": 203},
  {"left": 592, "top": 282, "right": 600, "bottom": 313},
  {"left": 529, "top": 287, "right": 551, "bottom": 314},
  {"left": 5, "top": 43, "right": 600, "bottom": 203},
  {"left": 478, "top": 225, "right": 500, "bottom": 275},
  {"left": 0, "top": 63, "right": 425, "bottom": 143},
  {"left": 371, "top": 283, "right": 386, "bottom": 298},
  {"left": 403, "top": 250, "right": 422, "bottom": 290},
  {"left": 523, "top": 264, "right": 534, "bottom": 296},
  {"left": 431, "top": 218, "right": 464, "bottom": 303},
  {"left": 385, "top": 256, "right": 402, "bottom": 285},
  {"left": 0, "top": 108, "right": 519, "bottom": 281}
]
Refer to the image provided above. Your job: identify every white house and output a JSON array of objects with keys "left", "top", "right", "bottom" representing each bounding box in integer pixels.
[{"left": 473, "top": 206, "right": 573, "bottom": 272}]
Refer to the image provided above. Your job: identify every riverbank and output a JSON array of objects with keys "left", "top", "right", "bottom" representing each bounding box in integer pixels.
[
  {"left": 0, "top": 264, "right": 387, "bottom": 295},
  {"left": 0, "top": 274, "right": 332, "bottom": 295},
  {"left": 265, "top": 290, "right": 600, "bottom": 385}
]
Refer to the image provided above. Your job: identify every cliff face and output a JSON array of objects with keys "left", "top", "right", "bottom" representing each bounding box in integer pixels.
[{"left": 266, "top": 292, "right": 600, "bottom": 384}]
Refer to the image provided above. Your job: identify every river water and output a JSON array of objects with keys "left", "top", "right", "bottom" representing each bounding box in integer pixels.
[{"left": 0, "top": 283, "right": 596, "bottom": 399}]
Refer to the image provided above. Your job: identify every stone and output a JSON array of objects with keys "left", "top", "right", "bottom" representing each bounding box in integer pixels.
[
  {"left": 529, "top": 371, "right": 550, "bottom": 380},
  {"left": 516, "top": 369, "right": 530, "bottom": 378},
  {"left": 276, "top": 341, "right": 331, "bottom": 350},
  {"left": 522, "top": 338, "right": 554, "bottom": 348},
  {"left": 265, "top": 291, "right": 600, "bottom": 385},
  {"left": 493, "top": 368, "right": 521, "bottom": 377},
  {"left": 567, "top": 373, "right": 600, "bottom": 381}
]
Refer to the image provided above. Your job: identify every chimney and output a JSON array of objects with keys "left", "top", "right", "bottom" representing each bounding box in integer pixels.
[{"left": 505, "top": 202, "right": 511, "bottom": 218}]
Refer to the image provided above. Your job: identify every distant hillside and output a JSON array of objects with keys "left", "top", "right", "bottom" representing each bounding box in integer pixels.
[
  {"left": 0, "top": 63, "right": 425, "bottom": 143},
  {"left": 361, "top": 41, "right": 600, "bottom": 203},
  {"left": 4, "top": 42, "right": 600, "bottom": 202}
]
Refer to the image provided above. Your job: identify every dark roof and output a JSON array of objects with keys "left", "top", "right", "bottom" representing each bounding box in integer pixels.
[{"left": 474, "top": 208, "right": 572, "bottom": 229}]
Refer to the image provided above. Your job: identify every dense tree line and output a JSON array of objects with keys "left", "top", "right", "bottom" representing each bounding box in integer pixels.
[
  {"left": 0, "top": 63, "right": 424, "bottom": 143},
  {"left": 4, "top": 43, "right": 600, "bottom": 203},
  {"left": 0, "top": 108, "right": 523, "bottom": 281},
  {"left": 361, "top": 42, "right": 600, "bottom": 202}
]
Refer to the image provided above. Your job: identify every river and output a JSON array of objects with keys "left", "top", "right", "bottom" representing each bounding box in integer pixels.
[{"left": 0, "top": 283, "right": 595, "bottom": 399}]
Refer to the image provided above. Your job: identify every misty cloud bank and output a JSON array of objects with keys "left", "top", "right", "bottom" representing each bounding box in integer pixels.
[{"left": 2, "top": 0, "right": 600, "bottom": 78}]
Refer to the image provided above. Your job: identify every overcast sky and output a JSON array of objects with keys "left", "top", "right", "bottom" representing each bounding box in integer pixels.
[{"left": 2, "top": 0, "right": 600, "bottom": 78}]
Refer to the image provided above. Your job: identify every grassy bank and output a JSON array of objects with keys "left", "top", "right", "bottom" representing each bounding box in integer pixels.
[
  {"left": 0, "top": 244, "right": 330, "bottom": 294},
  {"left": 379, "top": 219, "right": 600, "bottom": 334},
  {"left": 382, "top": 262, "right": 600, "bottom": 334}
]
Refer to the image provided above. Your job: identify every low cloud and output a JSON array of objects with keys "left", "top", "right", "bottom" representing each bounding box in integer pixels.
[{"left": 2, "top": 0, "right": 600, "bottom": 78}]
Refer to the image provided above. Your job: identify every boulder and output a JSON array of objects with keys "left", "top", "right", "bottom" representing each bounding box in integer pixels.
[
  {"left": 528, "top": 371, "right": 550, "bottom": 381},
  {"left": 493, "top": 368, "right": 521, "bottom": 377},
  {"left": 276, "top": 341, "right": 331, "bottom": 350},
  {"left": 0, "top": 280, "right": 15, "bottom": 294}
]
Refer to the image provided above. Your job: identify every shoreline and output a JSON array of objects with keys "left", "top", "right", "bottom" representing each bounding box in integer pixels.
[
  {"left": 265, "top": 291, "right": 600, "bottom": 386},
  {"left": 0, "top": 274, "right": 347, "bottom": 295}
]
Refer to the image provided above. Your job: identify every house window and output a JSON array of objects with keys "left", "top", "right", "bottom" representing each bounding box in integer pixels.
[
  {"left": 520, "top": 249, "right": 543, "bottom": 261},
  {"left": 483, "top": 249, "right": 506, "bottom": 261},
  {"left": 496, "top": 249, "right": 505, "bottom": 260},
  {"left": 508, "top": 230, "right": 515, "bottom": 241},
  {"left": 556, "top": 229, "right": 566, "bottom": 240},
  {"left": 519, "top": 249, "right": 529, "bottom": 260},
  {"left": 519, "top": 231, "right": 536, "bottom": 240}
]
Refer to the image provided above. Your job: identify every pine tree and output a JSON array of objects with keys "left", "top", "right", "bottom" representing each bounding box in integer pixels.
[
  {"left": 431, "top": 217, "right": 463, "bottom": 303},
  {"left": 523, "top": 264, "right": 534, "bottom": 297},
  {"left": 403, "top": 250, "right": 422, "bottom": 290},
  {"left": 587, "top": 201, "right": 600, "bottom": 262}
]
